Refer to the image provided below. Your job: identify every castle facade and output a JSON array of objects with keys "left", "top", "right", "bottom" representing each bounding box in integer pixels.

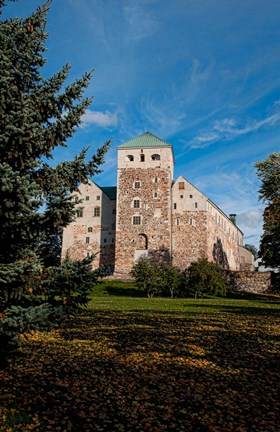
[{"left": 62, "top": 132, "right": 254, "bottom": 274}]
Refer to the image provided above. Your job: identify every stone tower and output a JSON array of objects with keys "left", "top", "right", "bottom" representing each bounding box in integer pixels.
[{"left": 114, "top": 132, "right": 174, "bottom": 275}]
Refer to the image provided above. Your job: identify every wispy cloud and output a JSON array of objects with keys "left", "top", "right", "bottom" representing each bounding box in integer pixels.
[
  {"left": 123, "top": 1, "right": 159, "bottom": 41},
  {"left": 190, "top": 107, "right": 280, "bottom": 148},
  {"left": 81, "top": 109, "right": 119, "bottom": 129}
]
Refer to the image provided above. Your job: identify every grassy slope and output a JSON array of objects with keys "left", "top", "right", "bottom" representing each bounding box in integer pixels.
[{"left": 0, "top": 281, "right": 280, "bottom": 431}]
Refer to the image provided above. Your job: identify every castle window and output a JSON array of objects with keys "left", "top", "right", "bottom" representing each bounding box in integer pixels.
[
  {"left": 154, "top": 177, "right": 158, "bottom": 183},
  {"left": 180, "top": 195, "right": 183, "bottom": 199},
  {"left": 94, "top": 206, "right": 100, "bottom": 217},
  {"left": 176, "top": 218, "right": 180, "bottom": 225},
  {"left": 88, "top": 227, "right": 93, "bottom": 232},
  {"left": 86, "top": 196, "right": 89, "bottom": 201},
  {"left": 140, "top": 154, "right": 145, "bottom": 162},
  {"left": 112, "top": 238, "right": 115, "bottom": 243},
  {"left": 153, "top": 192, "right": 158, "bottom": 198},
  {"left": 174, "top": 203, "right": 177, "bottom": 210},
  {"left": 96, "top": 195, "right": 100, "bottom": 200},
  {"left": 134, "top": 200, "right": 140, "bottom": 208},
  {"left": 104, "top": 238, "right": 107, "bottom": 243},
  {"left": 86, "top": 237, "right": 90, "bottom": 243},
  {"left": 125, "top": 155, "right": 134, "bottom": 162},
  {"left": 189, "top": 195, "right": 193, "bottom": 198},
  {"left": 134, "top": 181, "right": 141, "bottom": 189},
  {"left": 179, "top": 182, "right": 185, "bottom": 190},
  {"left": 112, "top": 208, "right": 116, "bottom": 214},
  {"left": 189, "top": 218, "right": 193, "bottom": 225},
  {"left": 195, "top": 202, "right": 198, "bottom": 208},
  {"left": 151, "top": 154, "right": 160, "bottom": 161},
  {"left": 133, "top": 216, "right": 141, "bottom": 225},
  {"left": 76, "top": 208, "right": 83, "bottom": 217}
]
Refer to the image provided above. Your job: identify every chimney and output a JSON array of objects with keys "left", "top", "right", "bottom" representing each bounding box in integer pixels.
[{"left": 229, "top": 214, "right": 237, "bottom": 224}]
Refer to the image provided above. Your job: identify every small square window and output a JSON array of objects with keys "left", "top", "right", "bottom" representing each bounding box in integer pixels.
[
  {"left": 76, "top": 208, "right": 83, "bottom": 217},
  {"left": 134, "top": 181, "right": 141, "bottom": 189},
  {"left": 133, "top": 216, "right": 141, "bottom": 225},
  {"left": 180, "top": 195, "right": 183, "bottom": 199},
  {"left": 96, "top": 196, "right": 100, "bottom": 200},
  {"left": 88, "top": 227, "right": 93, "bottom": 232},
  {"left": 189, "top": 195, "right": 193, "bottom": 198},
  {"left": 134, "top": 200, "right": 140, "bottom": 208},
  {"left": 86, "top": 196, "right": 89, "bottom": 201},
  {"left": 104, "top": 238, "right": 107, "bottom": 243},
  {"left": 94, "top": 207, "right": 100, "bottom": 217},
  {"left": 179, "top": 182, "right": 185, "bottom": 190},
  {"left": 86, "top": 237, "right": 90, "bottom": 243}
]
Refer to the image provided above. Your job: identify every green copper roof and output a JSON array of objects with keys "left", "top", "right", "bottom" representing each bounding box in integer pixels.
[
  {"left": 100, "top": 186, "right": 117, "bottom": 200},
  {"left": 118, "top": 132, "right": 172, "bottom": 149}
]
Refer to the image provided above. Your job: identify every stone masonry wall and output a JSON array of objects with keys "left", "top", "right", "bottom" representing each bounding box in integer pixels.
[
  {"left": 61, "top": 180, "right": 116, "bottom": 270},
  {"left": 172, "top": 211, "right": 208, "bottom": 269},
  {"left": 225, "top": 271, "right": 273, "bottom": 293},
  {"left": 115, "top": 166, "right": 172, "bottom": 274}
]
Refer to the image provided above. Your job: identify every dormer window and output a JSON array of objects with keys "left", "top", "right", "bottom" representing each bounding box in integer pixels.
[
  {"left": 140, "top": 154, "right": 145, "bottom": 162},
  {"left": 125, "top": 155, "right": 134, "bottom": 162},
  {"left": 151, "top": 154, "right": 160, "bottom": 161}
]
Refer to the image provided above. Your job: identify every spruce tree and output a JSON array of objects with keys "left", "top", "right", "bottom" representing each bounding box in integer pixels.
[{"left": 0, "top": 1, "right": 109, "bottom": 346}]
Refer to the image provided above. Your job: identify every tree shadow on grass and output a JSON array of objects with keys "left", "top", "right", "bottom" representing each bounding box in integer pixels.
[
  {"left": 187, "top": 303, "right": 280, "bottom": 317},
  {"left": 1, "top": 308, "right": 279, "bottom": 431},
  {"left": 103, "top": 284, "right": 145, "bottom": 297}
]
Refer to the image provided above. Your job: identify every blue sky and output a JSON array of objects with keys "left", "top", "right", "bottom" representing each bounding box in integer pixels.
[{"left": 4, "top": 0, "right": 280, "bottom": 248}]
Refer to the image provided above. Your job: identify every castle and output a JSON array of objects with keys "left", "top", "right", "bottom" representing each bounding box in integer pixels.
[{"left": 62, "top": 132, "right": 254, "bottom": 274}]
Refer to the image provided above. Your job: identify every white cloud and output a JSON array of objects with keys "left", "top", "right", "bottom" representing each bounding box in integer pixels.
[
  {"left": 190, "top": 110, "right": 280, "bottom": 148},
  {"left": 81, "top": 109, "right": 118, "bottom": 128},
  {"left": 123, "top": 1, "right": 159, "bottom": 41}
]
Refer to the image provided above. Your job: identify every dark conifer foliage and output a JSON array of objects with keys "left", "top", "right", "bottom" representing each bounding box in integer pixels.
[{"left": 0, "top": 0, "right": 109, "bottom": 346}]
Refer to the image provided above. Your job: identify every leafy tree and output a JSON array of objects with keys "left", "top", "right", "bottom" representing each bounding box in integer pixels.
[
  {"left": 244, "top": 244, "right": 258, "bottom": 259},
  {"left": 185, "top": 259, "right": 227, "bottom": 298},
  {"left": 0, "top": 1, "right": 109, "bottom": 347},
  {"left": 131, "top": 259, "right": 161, "bottom": 298},
  {"left": 256, "top": 153, "right": 280, "bottom": 271},
  {"left": 158, "top": 262, "right": 182, "bottom": 298}
]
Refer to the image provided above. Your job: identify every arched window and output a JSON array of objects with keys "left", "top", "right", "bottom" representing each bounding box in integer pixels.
[
  {"left": 151, "top": 154, "right": 160, "bottom": 161},
  {"left": 125, "top": 155, "right": 134, "bottom": 162},
  {"left": 140, "top": 154, "right": 145, "bottom": 162},
  {"left": 137, "top": 234, "right": 148, "bottom": 250}
]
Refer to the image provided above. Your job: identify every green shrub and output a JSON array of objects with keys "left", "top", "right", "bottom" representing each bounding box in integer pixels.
[
  {"left": 131, "top": 259, "right": 161, "bottom": 298},
  {"left": 184, "top": 258, "right": 227, "bottom": 298},
  {"left": 158, "top": 262, "right": 182, "bottom": 298}
]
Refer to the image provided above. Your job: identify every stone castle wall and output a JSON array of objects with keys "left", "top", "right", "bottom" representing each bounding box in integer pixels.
[
  {"left": 225, "top": 271, "right": 273, "bottom": 293},
  {"left": 115, "top": 167, "right": 172, "bottom": 274}
]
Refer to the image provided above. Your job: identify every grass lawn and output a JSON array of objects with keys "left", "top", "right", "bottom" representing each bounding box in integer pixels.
[{"left": 0, "top": 281, "right": 280, "bottom": 431}]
